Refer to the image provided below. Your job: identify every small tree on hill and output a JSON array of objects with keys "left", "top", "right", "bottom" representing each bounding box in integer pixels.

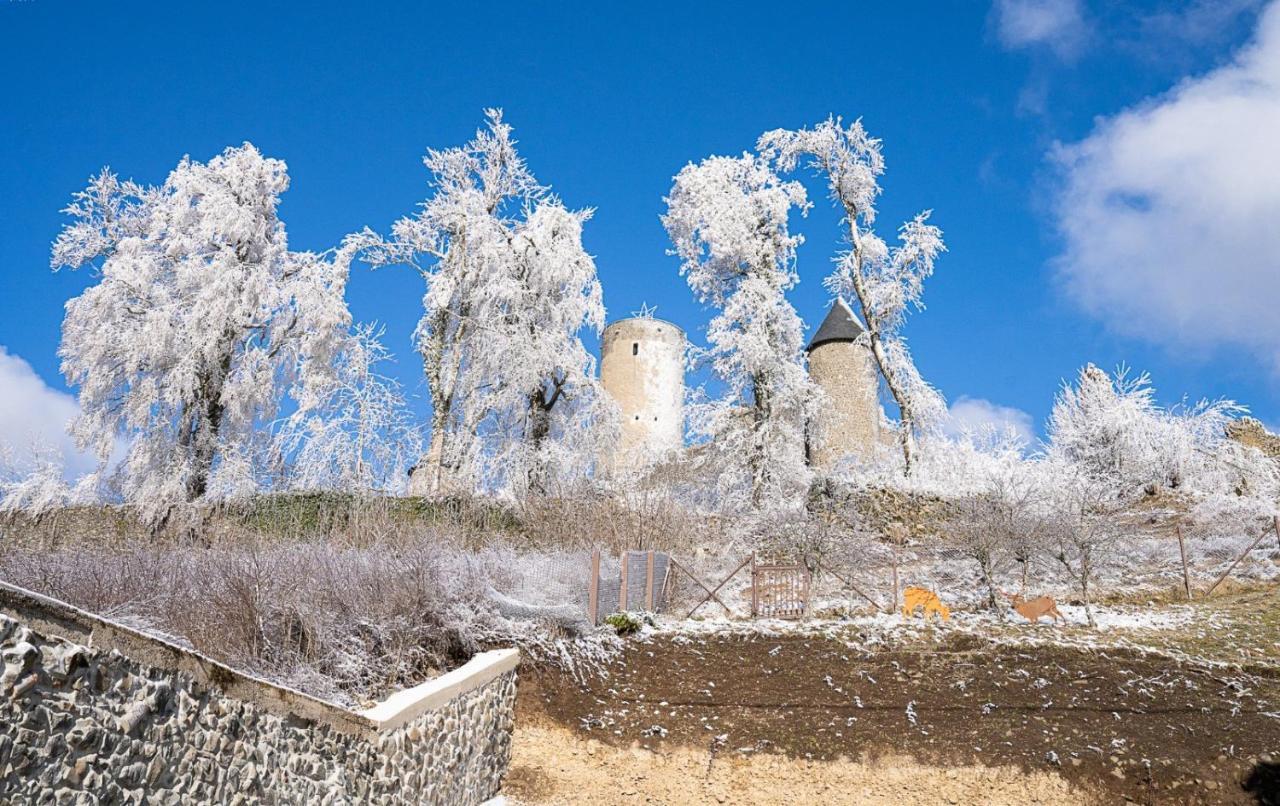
[
  {"left": 1044, "top": 467, "right": 1121, "bottom": 628},
  {"left": 663, "top": 152, "right": 819, "bottom": 510}
]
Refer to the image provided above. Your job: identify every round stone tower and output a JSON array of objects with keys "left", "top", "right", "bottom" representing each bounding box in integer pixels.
[
  {"left": 807, "top": 298, "right": 882, "bottom": 470},
  {"left": 600, "top": 316, "right": 685, "bottom": 473}
]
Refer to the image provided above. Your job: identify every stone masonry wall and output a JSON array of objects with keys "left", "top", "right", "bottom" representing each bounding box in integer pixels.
[
  {"left": 0, "top": 582, "right": 517, "bottom": 805},
  {"left": 808, "top": 339, "right": 882, "bottom": 470},
  {"left": 600, "top": 317, "right": 686, "bottom": 473}
]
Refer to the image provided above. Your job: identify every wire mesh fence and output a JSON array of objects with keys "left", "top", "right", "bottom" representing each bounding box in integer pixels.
[
  {"left": 589, "top": 550, "right": 672, "bottom": 623},
  {"left": 488, "top": 520, "right": 1280, "bottom": 626}
]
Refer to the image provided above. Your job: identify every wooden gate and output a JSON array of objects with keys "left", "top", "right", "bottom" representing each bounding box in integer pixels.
[{"left": 750, "top": 557, "right": 810, "bottom": 619}]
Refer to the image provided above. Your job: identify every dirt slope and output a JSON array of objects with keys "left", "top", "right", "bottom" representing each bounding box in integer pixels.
[{"left": 508, "top": 630, "right": 1280, "bottom": 805}]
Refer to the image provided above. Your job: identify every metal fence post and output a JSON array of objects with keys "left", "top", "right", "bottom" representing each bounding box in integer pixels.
[
  {"left": 644, "top": 551, "right": 655, "bottom": 611},
  {"left": 619, "top": 551, "right": 629, "bottom": 612}
]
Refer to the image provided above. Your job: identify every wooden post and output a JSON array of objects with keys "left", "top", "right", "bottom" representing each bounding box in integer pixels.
[
  {"left": 891, "top": 546, "right": 900, "bottom": 614},
  {"left": 588, "top": 550, "right": 601, "bottom": 625},
  {"left": 750, "top": 553, "right": 759, "bottom": 618},
  {"left": 620, "top": 551, "right": 629, "bottom": 612},
  {"left": 658, "top": 557, "right": 672, "bottom": 612},
  {"left": 1175, "top": 525, "right": 1193, "bottom": 601},
  {"left": 644, "top": 551, "right": 655, "bottom": 611},
  {"left": 801, "top": 565, "right": 811, "bottom": 618},
  {"left": 1204, "top": 528, "right": 1269, "bottom": 598}
]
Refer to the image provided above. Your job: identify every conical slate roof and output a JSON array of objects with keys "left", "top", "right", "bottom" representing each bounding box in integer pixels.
[{"left": 807, "top": 298, "right": 865, "bottom": 351}]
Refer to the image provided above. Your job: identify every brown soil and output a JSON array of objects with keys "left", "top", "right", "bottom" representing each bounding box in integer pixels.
[
  {"left": 509, "top": 631, "right": 1280, "bottom": 805},
  {"left": 507, "top": 724, "right": 1086, "bottom": 805}
]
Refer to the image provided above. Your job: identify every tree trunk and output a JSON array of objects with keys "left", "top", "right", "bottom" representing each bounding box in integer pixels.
[
  {"left": 185, "top": 345, "right": 233, "bottom": 501},
  {"left": 1080, "top": 563, "right": 1095, "bottom": 628},
  {"left": 414, "top": 306, "right": 460, "bottom": 496},
  {"left": 749, "top": 372, "right": 772, "bottom": 508},
  {"left": 979, "top": 555, "right": 1003, "bottom": 622},
  {"left": 839, "top": 224, "right": 918, "bottom": 476},
  {"left": 525, "top": 386, "right": 555, "bottom": 496}
]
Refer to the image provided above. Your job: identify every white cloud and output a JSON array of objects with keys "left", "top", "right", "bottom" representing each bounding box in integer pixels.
[
  {"left": 1052, "top": 3, "right": 1280, "bottom": 369},
  {"left": 0, "top": 346, "right": 98, "bottom": 477},
  {"left": 945, "top": 396, "right": 1037, "bottom": 445},
  {"left": 992, "top": 0, "right": 1089, "bottom": 58},
  {"left": 1135, "top": 0, "right": 1264, "bottom": 52}
]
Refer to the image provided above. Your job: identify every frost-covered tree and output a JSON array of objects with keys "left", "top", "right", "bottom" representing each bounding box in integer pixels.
[
  {"left": 1043, "top": 465, "right": 1123, "bottom": 628},
  {"left": 939, "top": 425, "right": 1036, "bottom": 615},
  {"left": 0, "top": 441, "right": 97, "bottom": 518},
  {"left": 663, "top": 153, "right": 819, "bottom": 509},
  {"left": 759, "top": 117, "right": 946, "bottom": 475},
  {"left": 1047, "top": 364, "right": 1159, "bottom": 491},
  {"left": 275, "top": 324, "right": 422, "bottom": 494},
  {"left": 1046, "top": 363, "right": 1266, "bottom": 500},
  {"left": 358, "top": 110, "right": 607, "bottom": 496},
  {"left": 52, "top": 144, "right": 353, "bottom": 520}
]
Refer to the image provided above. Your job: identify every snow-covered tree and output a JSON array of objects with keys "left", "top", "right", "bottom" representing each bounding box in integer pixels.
[
  {"left": 1046, "top": 364, "right": 1159, "bottom": 491},
  {"left": 946, "top": 426, "right": 1042, "bottom": 615},
  {"left": 1042, "top": 464, "right": 1122, "bottom": 628},
  {"left": 358, "top": 110, "right": 607, "bottom": 497},
  {"left": 663, "top": 153, "right": 819, "bottom": 509},
  {"left": 0, "top": 441, "right": 97, "bottom": 518},
  {"left": 275, "top": 324, "right": 422, "bottom": 494},
  {"left": 759, "top": 117, "right": 946, "bottom": 475},
  {"left": 52, "top": 144, "right": 353, "bottom": 520},
  {"left": 1046, "top": 363, "right": 1269, "bottom": 500}
]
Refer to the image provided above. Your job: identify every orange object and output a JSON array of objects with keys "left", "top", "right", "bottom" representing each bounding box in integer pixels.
[
  {"left": 901, "top": 586, "right": 950, "bottom": 621},
  {"left": 1002, "top": 590, "right": 1063, "bottom": 624}
]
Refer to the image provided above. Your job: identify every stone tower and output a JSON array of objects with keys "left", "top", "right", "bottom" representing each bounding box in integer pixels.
[
  {"left": 807, "top": 298, "right": 882, "bottom": 470},
  {"left": 600, "top": 316, "right": 685, "bottom": 473}
]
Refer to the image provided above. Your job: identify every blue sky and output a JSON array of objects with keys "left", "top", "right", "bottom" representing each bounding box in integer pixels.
[{"left": 3, "top": 0, "right": 1278, "bottom": 462}]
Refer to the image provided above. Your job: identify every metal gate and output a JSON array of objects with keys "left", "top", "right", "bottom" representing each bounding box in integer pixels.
[{"left": 750, "top": 558, "right": 810, "bottom": 619}]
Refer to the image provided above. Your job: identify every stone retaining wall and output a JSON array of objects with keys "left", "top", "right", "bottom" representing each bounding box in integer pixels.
[{"left": 0, "top": 581, "right": 518, "bottom": 804}]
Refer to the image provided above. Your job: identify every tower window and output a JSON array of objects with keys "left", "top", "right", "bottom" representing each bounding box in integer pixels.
[
  {"left": 632, "top": 343, "right": 639, "bottom": 356},
  {"left": 634, "top": 415, "right": 640, "bottom": 420}
]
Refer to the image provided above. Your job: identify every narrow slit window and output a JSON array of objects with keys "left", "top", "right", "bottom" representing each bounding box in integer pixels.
[{"left": 632, "top": 343, "right": 639, "bottom": 356}]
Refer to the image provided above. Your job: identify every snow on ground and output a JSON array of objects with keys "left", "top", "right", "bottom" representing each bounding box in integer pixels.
[{"left": 651, "top": 601, "right": 1196, "bottom": 644}]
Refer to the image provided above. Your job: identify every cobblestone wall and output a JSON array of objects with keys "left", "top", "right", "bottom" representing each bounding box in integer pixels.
[
  {"left": 0, "top": 582, "right": 517, "bottom": 805},
  {"left": 808, "top": 338, "right": 882, "bottom": 470}
]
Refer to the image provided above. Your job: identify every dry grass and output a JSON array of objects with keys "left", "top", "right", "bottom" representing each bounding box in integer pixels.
[{"left": 0, "top": 526, "right": 623, "bottom": 707}]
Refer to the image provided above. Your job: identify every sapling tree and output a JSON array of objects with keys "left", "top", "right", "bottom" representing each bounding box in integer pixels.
[
  {"left": 663, "top": 152, "right": 819, "bottom": 509},
  {"left": 52, "top": 145, "right": 354, "bottom": 520},
  {"left": 1044, "top": 466, "right": 1121, "bottom": 628},
  {"left": 358, "top": 110, "right": 606, "bottom": 497},
  {"left": 950, "top": 428, "right": 1039, "bottom": 617},
  {"left": 759, "top": 118, "right": 946, "bottom": 475}
]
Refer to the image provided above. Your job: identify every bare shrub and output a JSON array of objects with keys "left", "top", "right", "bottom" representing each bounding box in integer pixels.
[
  {"left": 1044, "top": 474, "right": 1124, "bottom": 627},
  {"left": 0, "top": 532, "right": 613, "bottom": 707}
]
